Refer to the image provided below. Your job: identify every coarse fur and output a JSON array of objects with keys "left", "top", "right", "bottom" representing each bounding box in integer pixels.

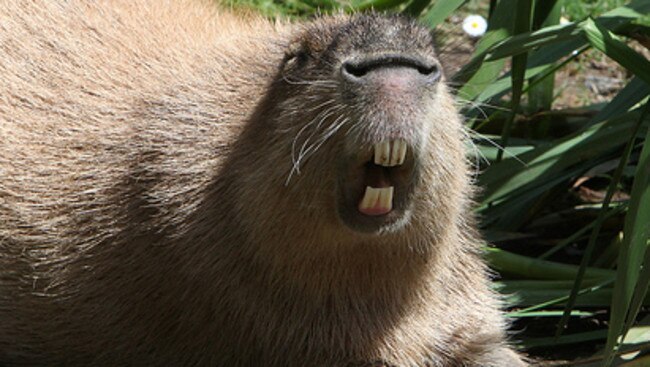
[{"left": 0, "top": 1, "right": 526, "bottom": 366}]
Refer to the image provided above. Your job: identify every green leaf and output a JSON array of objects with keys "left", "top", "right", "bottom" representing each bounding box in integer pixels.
[
  {"left": 503, "top": 279, "right": 615, "bottom": 310},
  {"left": 485, "top": 22, "right": 584, "bottom": 61},
  {"left": 402, "top": 0, "right": 433, "bottom": 17},
  {"left": 485, "top": 248, "right": 615, "bottom": 280},
  {"left": 582, "top": 18, "right": 650, "bottom": 86},
  {"left": 589, "top": 77, "right": 650, "bottom": 126},
  {"left": 465, "top": 42, "right": 588, "bottom": 113},
  {"left": 496, "top": 0, "right": 532, "bottom": 162},
  {"left": 556, "top": 96, "right": 650, "bottom": 338},
  {"left": 457, "top": 0, "right": 650, "bottom": 114},
  {"left": 479, "top": 0, "right": 650, "bottom": 62},
  {"left": 510, "top": 310, "right": 594, "bottom": 318},
  {"left": 522, "top": 330, "right": 608, "bottom": 349},
  {"left": 452, "top": 0, "right": 517, "bottom": 101},
  {"left": 419, "top": 0, "right": 464, "bottom": 27},
  {"left": 484, "top": 0, "right": 650, "bottom": 62},
  {"left": 604, "top": 101, "right": 650, "bottom": 366},
  {"left": 599, "top": 0, "right": 650, "bottom": 24},
  {"left": 351, "top": 0, "right": 411, "bottom": 11},
  {"left": 539, "top": 205, "right": 627, "bottom": 260},
  {"left": 479, "top": 109, "right": 648, "bottom": 212},
  {"left": 528, "top": 0, "right": 562, "bottom": 113}
]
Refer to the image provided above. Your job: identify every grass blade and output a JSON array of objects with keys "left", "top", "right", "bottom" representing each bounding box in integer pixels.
[
  {"left": 465, "top": 42, "right": 588, "bottom": 116},
  {"left": 506, "top": 279, "right": 615, "bottom": 316},
  {"left": 485, "top": 248, "right": 615, "bottom": 280},
  {"left": 418, "top": 0, "right": 464, "bottom": 27},
  {"left": 555, "top": 97, "right": 650, "bottom": 338},
  {"left": 351, "top": 0, "right": 411, "bottom": 11},
  {"left": 452, "top": 0, "right": 517, "bottom": 100},
  {"left": 495, "top": 0, "right": 532, "bottom": 162},
  {"left": 485, "top": 0, "right": 650, "bottom": 63},
  {"left": 528, "top": 0, "right": 561, "bottom": 114},
  {"left": 479, "top": 109, "right": 648, "bottom": 210},
  {"left": 604, "top": 100, "right": 650, "bottom": 366},
  {"left": 486, "top": 23, "right": 583, "bottom": 61},
  {"left": 538, "top": 205, "right": 627, "bottom": 260},
  {"left": 589, "top": 77, "right": 650, "bottom": 126},
  {"left": 522, "top": 330, "right": 608, "bottom": 349},
  {"left": 582, "top": 18, "right": 650, "bottom": 85},
  {"left": 402, "top": 0, "right": 433, "bottom": 17}
]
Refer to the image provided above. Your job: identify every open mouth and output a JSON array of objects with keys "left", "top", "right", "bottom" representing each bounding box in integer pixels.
[
  {"left": 357, "top": 140, "right": 408, "bottom": 216},
  {"left": 338, "top": 139, "right": 417, "bottom": 233}
]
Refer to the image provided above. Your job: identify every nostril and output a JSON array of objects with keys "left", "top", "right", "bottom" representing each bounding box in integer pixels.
[
  {"left": 420, "top": 64, "right": 441, "bottom": 83},
  {"left": 342, "top": 62, "right": 368, "bottom": 78},
  {"left": 418, "top": 64, "right": 439, "bottom": 77}
]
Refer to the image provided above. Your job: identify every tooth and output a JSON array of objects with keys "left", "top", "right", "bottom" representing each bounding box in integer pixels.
[
  {"left": 373, "top": 143, "right": 381, "bottom": 165},
  {"left": 374, "top": 141, "right": 391, "bottom": 166},
  {"left": 359, "top": 186, "right": 394, "bottom": 214},
  {"left": 379, "top": 186, "right": 394, "bottom": 211},
  {"left": 359, "top": 186, "right": 380, "bottom": 210},
  {"left": 397, "top": 140, "right": 407, "bottom": 165},
  {"left": 390, "top": 141, "right": 403, "bottom": 166}
]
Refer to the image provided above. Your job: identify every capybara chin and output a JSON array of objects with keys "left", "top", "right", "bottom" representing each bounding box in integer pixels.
[{"left": 0, "top": 1, "right": 526, "bottom": 366}]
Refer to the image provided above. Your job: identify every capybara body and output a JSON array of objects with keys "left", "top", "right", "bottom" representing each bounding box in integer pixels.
[{"left": 0, "top": 1, "right": 526, "bottom": 366}]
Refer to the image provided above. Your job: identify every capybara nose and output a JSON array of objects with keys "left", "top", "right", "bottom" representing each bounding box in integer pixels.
[{"left": 341, "top": 54, "right": 441, "bottom": 87}]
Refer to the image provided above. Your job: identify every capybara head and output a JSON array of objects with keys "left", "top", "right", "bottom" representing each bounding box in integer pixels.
[{"left": 237, "top": 14, "right": 466, "bottom": 242}]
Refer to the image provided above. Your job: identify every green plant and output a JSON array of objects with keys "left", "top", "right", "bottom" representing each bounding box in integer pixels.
[{"left": 452, "top": 1, "right": 650, "bottom": 364}]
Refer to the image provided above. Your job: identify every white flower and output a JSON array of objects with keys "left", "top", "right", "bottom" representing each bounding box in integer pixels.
[{"left": 462, "top": 15, "right": 488, "bottom": 38}]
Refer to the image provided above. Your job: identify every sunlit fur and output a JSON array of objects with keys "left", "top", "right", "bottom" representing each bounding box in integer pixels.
[{"left": 0, "top": 1, "right": 526, "bottom": 366}]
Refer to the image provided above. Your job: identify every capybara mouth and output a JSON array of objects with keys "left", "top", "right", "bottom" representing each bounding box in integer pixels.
[
  {"left": 332, "top": 55, "right": 435, "bottom": 234},
  {"left": 338, "top": 139, "right": 418, "bottom": 233}
]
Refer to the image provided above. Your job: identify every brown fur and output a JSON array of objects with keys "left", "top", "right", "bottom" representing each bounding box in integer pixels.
[{"left": 0, "top": 1, "right": 526, "bottom": 366}]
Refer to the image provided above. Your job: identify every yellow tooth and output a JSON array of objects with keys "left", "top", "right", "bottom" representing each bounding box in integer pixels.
[
  {"left": 373, "top": 143, "right": 381, "bottom": 165},
  {"left": 397, "top": 139, "right": 407, "bottom": 165},
  {"left": 374, "top": 141, "right": 391, "bottom": 166},
  {"left": 359, "top": 186, "right": 394, "bottom": 214},
  {"left": 374, "top": 140, "right": 407, "bottom": 167},
  {"left": 359, "top": 186, "right": 380, "bottom": 210},
  {"left": 390, "top": 140, "right": 401, "bottom": 166},
  {"left": 379, "top": 186, "right": 394, "bottom": 211}
]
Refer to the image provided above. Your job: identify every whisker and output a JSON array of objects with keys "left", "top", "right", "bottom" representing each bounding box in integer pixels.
[
  {"left": 287, "top": 103, "right": 346, "bottom": 185},
  {"left": 467, "top": 130, "right": 527, "bottom": 166}
]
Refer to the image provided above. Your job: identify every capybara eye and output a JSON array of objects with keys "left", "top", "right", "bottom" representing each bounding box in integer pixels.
[
  {"left": 284, "top": 50, "right": 308, "bottom": 70},
  {"left": 283, "top": 41, "right": 309, "bottom": 70}
]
